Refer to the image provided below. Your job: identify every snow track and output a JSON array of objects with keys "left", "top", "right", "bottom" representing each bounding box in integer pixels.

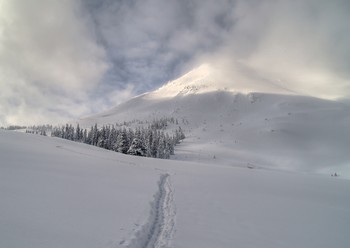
[{"left": 127, "top": 174, "right": 176, "bottom": 248}]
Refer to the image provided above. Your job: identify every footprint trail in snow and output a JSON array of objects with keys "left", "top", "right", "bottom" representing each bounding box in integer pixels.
[{"left": 127, "top": 173, "right": 176, "bottom": 248}]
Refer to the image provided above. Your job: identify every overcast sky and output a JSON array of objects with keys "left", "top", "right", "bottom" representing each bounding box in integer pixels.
[{"left": 0, "top": 0, "right": 349, "bottom": 126}]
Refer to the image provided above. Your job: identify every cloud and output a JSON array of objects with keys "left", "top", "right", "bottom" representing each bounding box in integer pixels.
[
  {"left": 85, "top": 0, "right": 235, "bottom": 91},
  {"left": 207, "top": 0, "right": 350, "bottom": 99},
  {"left": 1, "top": 0, "right": 349, "bottom": 125},
  {"left": 90, "top": 0, "right": 350, "bottom": 100},
  {"left": 0, "top": 0, "right": 110, "bottom": 126}
]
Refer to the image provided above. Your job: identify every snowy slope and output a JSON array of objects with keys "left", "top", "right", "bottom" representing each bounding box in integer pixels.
[
  {"left": 1, "top": 130, "right": 350, "bottom": 248},
  {"left": 79, "top": 64, "right": 350, "bottom": 177},
  {"left": 0, "top": 130, "right": 160, "bottom": 248}
]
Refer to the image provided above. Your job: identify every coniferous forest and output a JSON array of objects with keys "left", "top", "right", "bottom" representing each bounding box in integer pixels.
[{"left": 26, "top": 118, "right": 185, "bottom": 159}]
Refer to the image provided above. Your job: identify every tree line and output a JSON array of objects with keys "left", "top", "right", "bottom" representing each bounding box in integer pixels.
[{"left": 26, "top": 118, "right": 185, "bottom": 159}]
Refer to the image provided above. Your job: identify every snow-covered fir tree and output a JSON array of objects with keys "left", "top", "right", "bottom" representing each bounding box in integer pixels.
[
  {"left": 117, "top": 129, "right": 129, "bottom": 154},
  {"left": 31, "top": 118, "right": 186, "bottom": 159},
  {"left": 127, "top": 138, "right": 147, "bottom": 156}
]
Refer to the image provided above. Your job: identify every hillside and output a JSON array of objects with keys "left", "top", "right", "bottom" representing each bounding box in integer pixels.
[
  {"left": 1, "top": 130, "right": 350, "bottom": 248},
  {"left": 78, "top": 64, "right": 350, "bottom": 177}
]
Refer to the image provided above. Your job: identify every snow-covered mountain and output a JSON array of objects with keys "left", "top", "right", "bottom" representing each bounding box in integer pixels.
[
  {"left": 79, "top": 63, "right": 350, "bottom": 177},
  {"left": 150, "top": 63, "right": 295, "bottom": 98},
  {"left": 2, "top": 63, "right": 350, "bottom": 248}
]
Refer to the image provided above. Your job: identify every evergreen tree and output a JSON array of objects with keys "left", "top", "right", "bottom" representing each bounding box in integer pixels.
[
  {"left": 127, "top": 137, "right": 147, "bottom": 156},
  {"left": 83, "top": 129, "right": 88, "bottom": 143},
  {"left": 117, "top": 129, "right": 129, "bottom": 154},
  {"left": 151, "top": 130, "right": 158, "bottom": 158},
  {"left": 75, "top": 124, "right": 81, "bottom": 141},
  {"left": 92, "top": 124, "right": 98, "bottom": 146},
  {"left": 97, "top": 125, "right": 106, "bottom": 148},
  {"left": 42, "top": 117, "right": 185, "bottom": 159},
  {"left": 87, "top": 126, "right": 93, "bottom": 145},
  {"left": 157, "top": 132, "right": 166, "bottom": 159},
  {"left": 146, "top": 129, "right": 153, "bottom": 157}
]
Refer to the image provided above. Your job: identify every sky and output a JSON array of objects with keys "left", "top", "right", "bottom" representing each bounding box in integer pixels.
[{"left": 0, "top": 0, "right": 349, "bottom": 126}]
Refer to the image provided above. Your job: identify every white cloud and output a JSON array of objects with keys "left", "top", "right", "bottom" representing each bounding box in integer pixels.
[
  {"left": 0, "top": 0, "right": 109, "bottom": 126},
  {"left": 212, "top": 0, "right": 350, "bottom": 99},
  {"left": 1, "top": 0, "right": 349, "bottom": 126}
]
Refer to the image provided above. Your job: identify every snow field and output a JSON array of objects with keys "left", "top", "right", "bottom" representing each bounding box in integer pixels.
[
  {"left": 0, "top": 131, "right": 160, "bottom": 248},
  {"left": 1, "top": 130, "right": 350, "bottom": 248}
]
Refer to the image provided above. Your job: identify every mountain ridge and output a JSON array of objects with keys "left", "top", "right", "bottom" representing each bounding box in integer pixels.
[
  {"left": 78, "top": 64, "right": 350, "bottom": 177},
  {"left": 148, "top": 63, "right": 296, "bottom": 99}
]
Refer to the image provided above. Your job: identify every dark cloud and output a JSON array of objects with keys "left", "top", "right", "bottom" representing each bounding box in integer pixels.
[
  {"left": 0, "top": 0, "right": 349, "bottom": 125},
  {"left": 85, "top": 0, "right": 350, "bottom": 99},
  {"left": 84, "top": 0, "right": 235, "bottom": 93}
]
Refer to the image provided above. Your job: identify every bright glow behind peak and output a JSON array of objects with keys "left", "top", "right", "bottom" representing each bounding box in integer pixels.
[{"left": 149, "top": 63, "right": 295, "bottom": 99}]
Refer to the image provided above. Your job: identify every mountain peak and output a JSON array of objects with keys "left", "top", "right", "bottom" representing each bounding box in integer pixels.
[
  {"left": 149, "top": 62, "right": 295, "bottom": 99},
  {"left": 150, "top": 63, "right": 215, "bottom": 98}
]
